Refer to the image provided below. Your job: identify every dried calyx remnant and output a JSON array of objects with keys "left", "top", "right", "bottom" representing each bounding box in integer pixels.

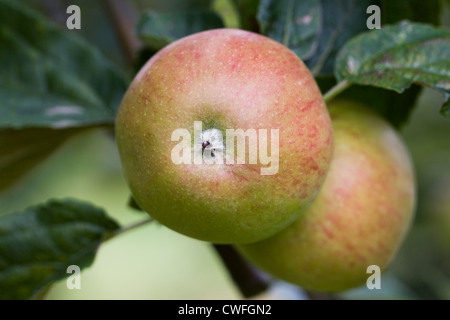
[{"left": 199, "top": 128, "right": 225, "bottom": 158}]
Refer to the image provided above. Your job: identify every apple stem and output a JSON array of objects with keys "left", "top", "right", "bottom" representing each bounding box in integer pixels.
[
  {"left": 213, "top": 244, "right": 271, "bottom": 298},
  {"left": 323, "top": 80, "right": 352, "bottom": 104},
  {"left": 105, "top": 217, "right": 154, "bottom": 242}
]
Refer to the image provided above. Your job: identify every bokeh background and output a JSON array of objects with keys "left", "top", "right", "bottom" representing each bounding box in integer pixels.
[{"left": 0, "top": 0, "right": 449, "bottom": 299}]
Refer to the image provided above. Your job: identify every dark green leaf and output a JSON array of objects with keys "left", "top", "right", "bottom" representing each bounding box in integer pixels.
[
  {"left": 137, "top": 9, "right": 225, "bottom": 51},
  {"left": 0, "top": 128, "right": 81, "bottom": 192},
  {"left": 133, "top": 47, "right": 160, "bottom": 75},
  {"left": 0, "top": 0, "right": 128, "bottom": 129},
  {"left": 381, "top": 0, "right": 441, "bottom": 26},
  {"left": 256, "top": 0, "right": 374, "bottom": 75},
  {"left": 0, "top": 199, "right": 120, "bottom": 299},
  {"left": 135, "top": 0, "right": 212, "bottom": 12},
  {"left": 335, "top": 21, "right": 450, "bottom": 118},
  {"left": 232, "top": 0, "right": 260, "bottom": 32},
  {"left": 257, "top": 0, "right": 321, "bottom": 60},
  {"left": 305, "top": 0, "right": 376, "bottom": 76},
  {"left": 256, "top": 0, "right": 443, "bottom": 76},
  {"left": 128, "top": 195, "right": 144, "bottom": 212}
]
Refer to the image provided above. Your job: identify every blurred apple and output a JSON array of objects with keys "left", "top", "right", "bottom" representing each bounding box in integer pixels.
[{"left": 237, "top": 101, "right": 416, "bottom": 291}]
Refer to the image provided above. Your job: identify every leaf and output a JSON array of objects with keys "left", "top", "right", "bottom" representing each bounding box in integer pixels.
[
  {"left": 256, "top": 0, "right": 443, "bottom": 76},
  {"left": 0, "top": 199, "right": 120, "bottom": 300},
  {"left": 381, "top": 0, "right": 441, "bottom": 26},
  {"left": 0, "top": 128, "right": 80, "bottom": 193},
  {"left": 0, "top": 0, "right": 128, "bottom": 129},
  {"left": 256, "top": 0, "right": 375, "bottom": 75},
  {"left": 128, "top": 195, "right": 144, "bottom": 212},
  {"left": 335, "top": 21, "right": 450, "bottom": 118},
  {"left": 137, "top": 9, "right": 225, "bottom": 51},
  {"left": 231, "top": 0, "right": 260, "bottom": 32},
  {"left": 257, "top": 0, "right": 321, "bottom": 60},
  {"left": 305, "top": 0, "right": 378, "bottom": 76}
]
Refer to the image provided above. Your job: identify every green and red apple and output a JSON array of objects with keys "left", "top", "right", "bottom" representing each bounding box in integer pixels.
[
  {"left": 237, "top": 101, "right": 416, "bottom": 291},
  {"left": 115, "top": 29, "right": 333, "bottom": 244}
]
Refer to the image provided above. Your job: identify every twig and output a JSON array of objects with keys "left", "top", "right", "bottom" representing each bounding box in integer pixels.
[
  {"left": 105, "top": 216, "right": 154, "bottom": 242},
  {"left": 306, "top": 290, "right": 339, "bottom": 300},
  {"left": 323, "top": 80, "right": 351, "bottom": 103},
  {"left": 101, "top": 0, "right": 141, "bottom": 66},
  {"left": 213, "top": 244, "right": 271, "bottom": 298}
]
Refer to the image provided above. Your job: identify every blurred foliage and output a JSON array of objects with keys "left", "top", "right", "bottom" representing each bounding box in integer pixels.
[
  {"left": 137, "top": 9, "right": 224, "bottom": 51},
  {"left": 381, "top": 0, "right": 442, "bottom": 26},
  {"left": 20, "top": 0, "right": 129, "bottom": 71},
  {"left": 0, "top": 128, "right": 79, "bottom": 192},
  {"left": 0, "top": 0, "right": 127, "bottom": 129},
  {"left": 392, "top": 89, "right": 450, "bottom": 300},
  {"left": 0, "top": 0, "right": 127, "bottom": 193}
]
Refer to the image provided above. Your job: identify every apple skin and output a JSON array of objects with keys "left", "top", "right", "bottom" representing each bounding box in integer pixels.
[
  {"left": 115, "top": 29, "right": 333, "bottom": 244},
  {"left": 237, "top": 101, "right": 416, "bottom": 291}
]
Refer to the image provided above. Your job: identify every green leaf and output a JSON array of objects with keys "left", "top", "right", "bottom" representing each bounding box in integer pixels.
[
  {"left": 137, "top": 9, "right": 225, "bottom": 51},
  {"left": 335, "top": 21, "right": 450, "bottom": 118},
  {"left": 256, "top": 0, "right": 375, "bottom": 75},
  {"left": 0, "top": 0, "right": 128, "bottom": 129},
  {"left": 305, "top": 0, "right": 377, "bottom": 76},
  {"left": 231, "top": 0, "right": 260, "bottom": 32},
  {"left": 257, "top": 0, "right": 321, "bottom": 60},
  {"left": 128, "top": 195, "right": 144, "bottom": 212},
  {"left": 0, "top": 199, "right": 120, "bottom": 300},
  {"left": 256, "top": 0, "right": 443, "bottom": 76},
  {"left": 381, "top": 0, "right": 441, "bottom": 26},
  {"left": 0, "top": 128, "right": 80, "bottom": 192}
]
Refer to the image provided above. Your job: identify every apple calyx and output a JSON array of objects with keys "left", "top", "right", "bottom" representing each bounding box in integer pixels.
[{"left": 197, "top": 128, "right": 225, "bottom": 161}]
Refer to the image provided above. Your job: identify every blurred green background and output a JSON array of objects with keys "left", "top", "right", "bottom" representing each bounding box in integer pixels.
[{"left": 0, "top": 0, "right": 449, "bottom": 299}]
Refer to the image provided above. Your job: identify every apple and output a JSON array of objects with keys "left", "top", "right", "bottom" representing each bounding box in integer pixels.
[
  {"left": 115, "top": 29, "right": 333, "bottom": 244},
  {"left": 237, "top": 101, "right": 416, "bottom": 291}
]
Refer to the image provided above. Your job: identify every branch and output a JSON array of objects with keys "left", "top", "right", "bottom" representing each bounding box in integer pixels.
[
  {"left": 213, "top": 244, "right": 271, "bottom": 298},
  {"left": 104, "top": 216, "right": 154, "bottom": 242},
  {"left": 101, "top": 0, "right": 141, "bottom": 66}
]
